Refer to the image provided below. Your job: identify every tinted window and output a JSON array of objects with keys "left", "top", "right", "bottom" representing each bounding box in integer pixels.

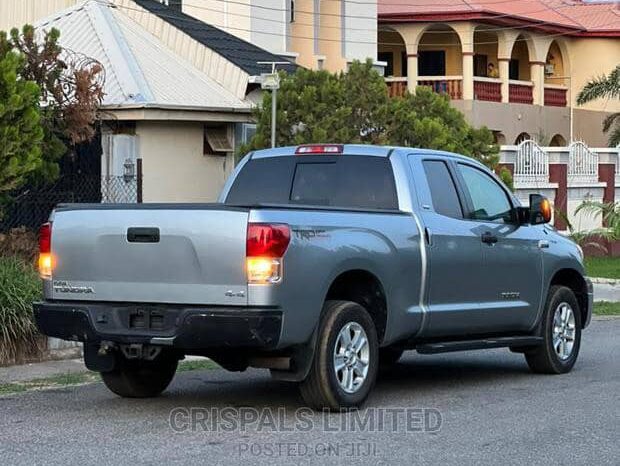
[
  {"left": 458, "top": 163, "right": 512, "bottom": 223},
  {"left": 422, "top": 160, "right": 463, "bottom": 218},
  {"left": 225, "top": 157, "right": 295, "bottom": 205},
  {"left": 226, "top": 156, "right": 398, "bottom": 210}
]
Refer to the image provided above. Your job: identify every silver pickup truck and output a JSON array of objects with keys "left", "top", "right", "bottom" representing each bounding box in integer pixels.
[{"left": 34, "top": 144, "right": 593, "bottom": 409}]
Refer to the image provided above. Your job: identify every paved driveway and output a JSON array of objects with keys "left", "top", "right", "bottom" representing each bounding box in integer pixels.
[{"left": 1, "top": 319, "right": 618, "bottom": 465}]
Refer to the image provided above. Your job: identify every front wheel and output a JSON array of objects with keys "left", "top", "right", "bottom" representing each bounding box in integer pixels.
[
  {"left": 525, "top": 286, "right": 582, "bottom": 374},
  {"left": 299, "top": 300, "right": 379, "bottom": 410},
  {"left": 101, "top": 352, "right": 179, "bottom": 398}
]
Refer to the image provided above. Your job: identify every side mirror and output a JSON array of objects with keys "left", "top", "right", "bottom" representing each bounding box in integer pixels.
[{"left": 529, "top": 194, "right": 552, "bottom": 225}]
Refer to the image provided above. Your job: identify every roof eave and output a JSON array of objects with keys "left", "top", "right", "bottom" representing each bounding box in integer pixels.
[
  {"left": 101, "top": 102, "right": 252, "bottom": 113},
  {"left": 378, "top": 10, "right": 583, "bottom": 35}
]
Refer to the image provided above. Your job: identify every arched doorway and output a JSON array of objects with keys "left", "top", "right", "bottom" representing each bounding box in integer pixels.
[
  {"left": 515, "top": 132, "right": 531, "bottom": 145},
  {"left": 493, "top": 132, "right": 506, "bottom": 145},
  {"left": 377, "top": 28, "right": 408, "bottom": 97},
  {"left": 510, "top": 35, "right": 531, "bottom": 81},
  {"left": 474, "top": 27, "right": 499, "bottom": 78},
  {"left": 549, "top": 134, "right": 567, "bottom": 147},
  {"left": 545, "top": 41, "right": 568, "bottom": 86},
  {"left": 508, "top": 35, "right": 534, "bottom": 104},
  {"left": 473, "top": 26, "right": 501, "bottom": 101},
  {"left": 544, "top": 40, "right": 569, "bottom": 107},
  {"left": 417, "top": 25, "right": 463, "bottom": 99}
]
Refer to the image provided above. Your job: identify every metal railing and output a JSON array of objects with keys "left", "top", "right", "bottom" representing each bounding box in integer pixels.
[
  {"left": 515, "top": 140, "right": 549, "bottom": 184},
  {"left": 417, "top": 76, "right": 463, "bottom": 100},
  {"left": 385, "top": 77, "right": 407, "bottom": 98},
  {"left": 568, "top": 141, "right": 599, "bottom": 183}
]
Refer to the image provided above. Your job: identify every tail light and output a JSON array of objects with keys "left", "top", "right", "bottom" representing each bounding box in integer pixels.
[
  {"left": 38, "top": 222, "right": 53, "bottom": 279},
  {"left": 295, "top": 144, "right": 343, "bottom": 155},
  {"left": 246, "top": 223, "right": 290, "bottom": 284}
]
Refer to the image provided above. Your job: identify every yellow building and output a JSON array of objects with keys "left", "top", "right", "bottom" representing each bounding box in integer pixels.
[
  {"left": 378, "top": 0, "right": 620, "bottom": 147},
  {"left": 183, "top": 0, "right": 380, "bottom": 72}
]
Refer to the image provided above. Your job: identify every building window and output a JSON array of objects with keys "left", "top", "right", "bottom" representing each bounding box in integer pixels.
[
  {"left": 401, "top": 51, "right": 408, "bottom": 77},
  {"left": 474, "top": 54, "right": 488, "bottom": 77},
  {"left": 418, "top": 51, "right": 446, "bottom": 76},
  {"left": 378, "top": 52, "right": 394, "bottom": 77},
  {"left": 509, "top": 59, "right": 519, "bottom": 80},
  {"left": 290, "top": 0, "right": 295, "bottom": 22}
]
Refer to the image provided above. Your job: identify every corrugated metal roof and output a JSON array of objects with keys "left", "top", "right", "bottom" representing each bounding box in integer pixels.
[
  {"left": 35, "top": 0, "right": 251, "bottom": 111},
  {"left": 132, "top": 0, "right": 297, "bottom": 76}
]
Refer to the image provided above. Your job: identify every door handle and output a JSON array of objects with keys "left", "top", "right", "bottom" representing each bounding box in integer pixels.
[
  {"left": 127, "top": 227, "right": 160, "bottom": 243},
  {"left": 481, "top": 231, "right": 498, "bottom": 244}
]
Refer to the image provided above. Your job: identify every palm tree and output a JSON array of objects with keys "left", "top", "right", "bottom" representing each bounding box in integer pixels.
[
  {"left": 575, "top": 201, "right": 620, "bottom": 243},
  {"left": 576, "top": 65, "right": 620, "bottom": 146}
]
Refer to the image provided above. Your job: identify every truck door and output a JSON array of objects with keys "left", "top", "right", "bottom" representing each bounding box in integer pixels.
[
  {"left": 454, "top": 162, "right": 544, "bottom": 331},
  {"left": 409, "top": 156, "right": 485, "bottom": 337}
]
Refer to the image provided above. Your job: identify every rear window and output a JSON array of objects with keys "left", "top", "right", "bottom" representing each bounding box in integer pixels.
[{"left": 225, "top": 155, "right": 398, "bottom": 210}]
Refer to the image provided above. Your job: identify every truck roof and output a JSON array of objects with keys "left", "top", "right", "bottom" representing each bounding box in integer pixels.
[{"left": 250, "top": 144, "right": 482, "bottom": 166}]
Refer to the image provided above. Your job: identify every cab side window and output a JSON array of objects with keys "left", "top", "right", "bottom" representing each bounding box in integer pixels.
[
  {"left": 458, "top": 163, "right": 512, "bottom": 223},
  {"left": 422, "top": 160, "right": 463, "bottom": 219}
]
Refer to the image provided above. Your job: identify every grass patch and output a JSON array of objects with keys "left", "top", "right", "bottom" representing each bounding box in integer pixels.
[
  {"left": 177, "top": 359, "right": 219, "bottom": 372},
  {"left": 585, "top": 256, "right": 620, "bottom": 280},
  {"left": 0, "top": 371, "right": 100, "bottom": 396},
  {"left": 593, "top": 301, "right": 620, "bottom": 316},
  {"left": 0, "top": 257, "right": 43, "bottom": 364},
  {"left": 0, "top": 358, "right": 218, "bottom": 396}
]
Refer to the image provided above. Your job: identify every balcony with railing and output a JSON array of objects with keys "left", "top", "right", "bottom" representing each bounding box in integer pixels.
[
  {"left": 544, "top": 85, "right": 568, "bottom": 107},
  {"left": 417, "top": 76, "right": 463, "bottom": 100},
  {"left": 385, "top": 76, "right": 463, "bottom": 100},
  {"left": 473, "top": 77, "right": 502, "bottom": 102},
  {"left": 509, "top": 80, "right": 534, "bottom": 105},
  {"left": 385, "top": 77, "right": 407, "bottom": 98}
]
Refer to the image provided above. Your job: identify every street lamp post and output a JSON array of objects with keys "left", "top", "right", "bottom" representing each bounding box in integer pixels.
[{"left": 257, "top": 61, "right": 290, "bottom": 148}]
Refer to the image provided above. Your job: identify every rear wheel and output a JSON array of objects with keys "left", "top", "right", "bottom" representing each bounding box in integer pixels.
[
  {"left": 101, "top": 351, "right": 178, "bottom": 398},
  {"left": 299, "top": 300, "right": 379, "bottom": 410},
  {"left": 525, "top": 286, "right": 582, "bottom": 374}
]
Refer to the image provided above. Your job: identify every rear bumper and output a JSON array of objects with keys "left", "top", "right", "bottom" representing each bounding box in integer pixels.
[{"left": 33, "top": 301, "right": 282, "bottom": 350}]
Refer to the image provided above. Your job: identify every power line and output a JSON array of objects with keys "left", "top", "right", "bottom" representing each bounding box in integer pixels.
[
  {"left": 104, "top": 1, "right": 619, "bottom": 49},
  {"left": 175, "top": 0, "right": 599, "bottom": 32}
]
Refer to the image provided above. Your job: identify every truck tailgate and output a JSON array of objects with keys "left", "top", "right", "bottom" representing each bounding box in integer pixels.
[{"left": 49, "top": 205, "right": 249, "bottom": 305}]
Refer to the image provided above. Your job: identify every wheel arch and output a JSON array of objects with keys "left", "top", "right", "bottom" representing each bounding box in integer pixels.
[
  {"left": 324, "top": 269, "right": 389, "bottom": 343},
  {"left": 549, "top": 268, "right": 588, "bottom": 328}
]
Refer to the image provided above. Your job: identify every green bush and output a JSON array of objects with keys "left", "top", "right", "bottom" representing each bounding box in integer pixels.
[{"left": 0, "top": 256, "right": 42, "bottom": 364}]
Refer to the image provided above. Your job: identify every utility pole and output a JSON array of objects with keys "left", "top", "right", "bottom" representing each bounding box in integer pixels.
[{"left": 257, "top": 61, "right": 290, "bottom": 148}]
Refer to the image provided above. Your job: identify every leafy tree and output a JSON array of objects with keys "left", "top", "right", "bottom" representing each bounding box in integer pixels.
[
  {"left": 1, "top": 25, "right": 104, "bottom": 183},
  {"left": 576, "top": 65, "right": 620, "bottom": 147},
  {"left": 242, "top": 60, "right": 511, "bottom": 186},
  {"left": 0, "top": 48, "right": 44, "bottom": 201}
]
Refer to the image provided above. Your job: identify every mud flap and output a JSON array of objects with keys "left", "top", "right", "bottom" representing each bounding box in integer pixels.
[
  {"left": 84, "top": 343, "right": 116, "bottom": 373},
  {"left": 270, "top": 327, "right": 318, "bottom": 382}
]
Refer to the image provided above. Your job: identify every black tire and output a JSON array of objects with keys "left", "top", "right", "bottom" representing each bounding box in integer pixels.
[
  {"left": 379, "top": 346, "right": 404, "bottom": 366},
  {"left": 101, "top": 352, "right": 178, "bottom": 398},
  {"left": 299, "top": 300, "right": 379, "bottom": 410},
  {"left": 525, "top": 285, "right": 582, "bottom": 374}
]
